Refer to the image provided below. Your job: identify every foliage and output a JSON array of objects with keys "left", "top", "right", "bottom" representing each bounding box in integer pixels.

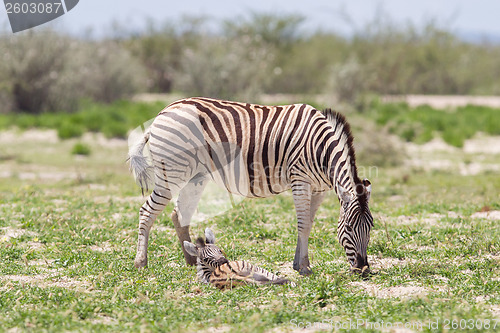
[
  {"left": 1, "top": 98, "right": 498, "bottom": 151},
  {"left": 0, "top": 100, "right": 164, "bottom": 139},
  {"left": 366, "top": 100, "right": 500, "bottom": 147},
  {"left": 71, "top": 142, "right": 91, "bottom": 156},
  {"left": 0, "top": 31, "right": 147, "bottom": 113},
  {"left": 324, "top": 21, "right": 500, "bottom": 102},
  {"left": 174, "top": 35, "right": 274, "bottom": 101},
  {"left": 57, "top": 120, "right": 85, "bottom": 139},
  {"left": 352, "top": 119, "right": 405, "bottom": 167},
  {"left": 124, "top": 17, "right": 205, "bottom": 93},
  {"left": 2, "top": 14, "right": 500, "bottom": 114}
]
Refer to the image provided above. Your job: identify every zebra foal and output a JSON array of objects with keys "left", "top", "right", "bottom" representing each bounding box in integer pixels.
[
  {"left": 128, "top": 97, "right": 374, "bottom": 275},
  {"left": 183, "top": 228, "right": 295, "bottom": 290}
]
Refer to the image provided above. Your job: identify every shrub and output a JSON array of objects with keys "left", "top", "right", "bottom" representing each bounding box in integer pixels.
[
  {"left": 71, "top": 142, "right": 91, "bottom": 156},
  {"left": 354, "top": 120, "right": 405, "bottom": 167},
  {"left": 173, "top": 35, "right": 274, "bottom": 100},
  {"left": 57, "top": 121, "right": 84, "bottom": 139},
  {"left": 102, "top": 122, "right": 129, "bottom": 139},
  {"left": 48, "top": 40, "right": 147, "bottom": 110},
  {"left": 327, "top": 56, "right": 371, "bottom": 103},
  {"left": 0, "top": 30, "right": 147, "bottom": 113},
  {"left": 0, "top": 31, "right": 69, "bottom": 113},
  {"left": 366, "top": 100, "right": 500, "bottom": 147}
]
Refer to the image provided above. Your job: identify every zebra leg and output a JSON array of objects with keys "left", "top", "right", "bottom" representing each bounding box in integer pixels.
[
  {"left": 310, "top": 192, "right": 326, "bottom": 220},
  {"left": 291, "top": 182, "right": 313, "bottom": 275},
  {"left": 293, "top": 190, "right": 325, "bottom": 275},
  {"left": 172, "top": 177, "right": 208, "bottom": 266},
  {"left": 134, "top": 188, "right": 171, "bottom": 269}
]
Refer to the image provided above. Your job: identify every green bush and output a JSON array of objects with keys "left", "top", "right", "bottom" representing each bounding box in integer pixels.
[
  {"left": 0, "top": 30, "right": 147, "bottom": 113},
  {"left": 57, "top": 121, "right": 84, "bottom": 139},
  {"left": 102, "top": 122, "right": 129, "bottom": 139},
  {"left": 173, "top": 35, "right": 273, "bottom": 100},
  {"left": 71, "top": 142, "right": 91, "bottom": 156},
  {"left": 442, "top": 128, "right": 465, "bottom": 148},
  {"left": 367, "top": 100, "right": 500, "bottom": 147},
  {"left": 12, "top": 114, "right": 38, "bottom": 129},
  {"left": 1, "top": 14, "right": 500, "bottom": 109}
]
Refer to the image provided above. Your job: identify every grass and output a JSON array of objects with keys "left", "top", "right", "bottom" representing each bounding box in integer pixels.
[
  {"left": 2, "top": 99, "right": 500, "bottom": 148},
  {"left": 0, "top": 100, "right": 165, "bottom": 139},
  {"left": 366, "top": 101, "right": 500, "bottom": 147},
  {"left": 71, "top": 143, "right": 92, "bottom": 156},
  {"left": 0, "top": 111, "right": 499, "bottom": 332}
]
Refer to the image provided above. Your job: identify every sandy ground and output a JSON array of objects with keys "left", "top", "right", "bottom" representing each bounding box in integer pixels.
[{"left": 406, "top": 136, "right": 500, "bottom": 176}]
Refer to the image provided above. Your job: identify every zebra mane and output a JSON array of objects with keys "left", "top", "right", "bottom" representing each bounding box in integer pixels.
[{"left": 321, "top": 108, "right": 361, "bottom": 185}]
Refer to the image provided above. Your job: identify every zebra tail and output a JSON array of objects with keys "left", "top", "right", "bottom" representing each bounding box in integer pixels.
[{"left": 128, "top": 129, "right": 154, "bottom": 194}]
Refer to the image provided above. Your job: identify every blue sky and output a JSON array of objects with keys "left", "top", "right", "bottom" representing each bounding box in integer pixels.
[{"left": 2, "top": 0, "right": 500, "bottom": 39}]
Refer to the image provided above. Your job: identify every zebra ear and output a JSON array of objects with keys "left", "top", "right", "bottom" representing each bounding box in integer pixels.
[
  {"left": 205, "top": 228, "right": 216, "bottom": 244},
  {"left": 363, "top": 179, "right": 371, "bottom": 202},
  {"left": 183, "top": 241, "right": 198, "bottom": 257},
  {"left": 337, "top": 183, "right": 352, "bottom": 204}
]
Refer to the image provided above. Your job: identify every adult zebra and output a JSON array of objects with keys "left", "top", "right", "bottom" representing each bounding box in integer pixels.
[{"left": 128, "top": 97, "right": 373, "bottom": 275}]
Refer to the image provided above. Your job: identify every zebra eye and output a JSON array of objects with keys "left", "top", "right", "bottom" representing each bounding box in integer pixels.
[{"left": 346, "top": 224, "right": 352, "bottom": 232}]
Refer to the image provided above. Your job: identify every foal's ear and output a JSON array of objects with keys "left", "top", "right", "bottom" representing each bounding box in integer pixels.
[
  {"left": 183, "top": 241, "right": 198, "bottom": 257},
  {"left": 205, "top": 228, "right": 216, "bottom": 244}
]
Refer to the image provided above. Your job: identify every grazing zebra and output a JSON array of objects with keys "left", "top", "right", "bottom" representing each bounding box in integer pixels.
[
  {"left": 128, "top": 97, "right": 373, "bottom": 275},
  {"left": 183, "top": 228, "right": 295, "bottom": 290}
]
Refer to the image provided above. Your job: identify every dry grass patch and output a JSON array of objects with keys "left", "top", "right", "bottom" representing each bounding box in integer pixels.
[
  {"left": 471, "top": 210, "right": 500, "bottom": 220},
  {"left": 350, "top": 281, "right": 440, "bottom": 299}
]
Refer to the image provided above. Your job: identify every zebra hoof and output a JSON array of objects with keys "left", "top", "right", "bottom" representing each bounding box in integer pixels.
[
  {"left": 350, "top": 265, "right": 370, "bottom": 277},
  {"left": 134, "top": 257, "right": 148, "bottom": 269},
  {"left": 299, "top": 266, "right": 312, "bottom": 276}
]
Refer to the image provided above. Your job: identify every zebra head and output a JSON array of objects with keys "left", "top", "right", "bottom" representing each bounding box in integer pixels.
[
  {"left": 337, "top": 178, "right": 373, "bottom": 274},
  {"left": 183, "top": 228, "right": 229, "bottom": 283}
]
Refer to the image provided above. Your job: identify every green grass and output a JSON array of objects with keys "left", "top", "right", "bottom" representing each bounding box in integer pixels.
[
  {"left": 0, "top": 115, "right": 499, "bottom": 332},
  {"left": 367, "top": 101, "right": 500, "bottom": 147},
  {"left": 0, "top": 100, "right": 165, "bottom": 139},
  {"left": 71, "top": 142, "right": 92, "bottom": 156},
  {"left": 2, "top": 99, "right": 500, "bottom": 149}
]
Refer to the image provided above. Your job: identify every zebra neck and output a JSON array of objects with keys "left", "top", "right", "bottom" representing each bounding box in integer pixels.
[
  {"left": 320, "top": 108, "right": 360, "bottom": 193},
  {"left": 327, "top": 153, "right": 359, "bottom": 195}
]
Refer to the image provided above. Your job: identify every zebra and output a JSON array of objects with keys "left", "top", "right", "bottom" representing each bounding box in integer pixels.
[
  {"left": 183, "top": 228, "right": 295, "bottom": 290},
  {"left": 128, "top": 97, "right": 373, "bottom": 275}
]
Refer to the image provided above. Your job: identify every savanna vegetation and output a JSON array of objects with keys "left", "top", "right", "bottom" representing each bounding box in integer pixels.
[
  {"left": 1, "top": 14, "right": 500, "bottom": 114},
  {"left": 1, "top": 12, "right": 499, "bottom": 333},
  {"left": 0, "top": 116, "right": 498, "bottom": 331}
]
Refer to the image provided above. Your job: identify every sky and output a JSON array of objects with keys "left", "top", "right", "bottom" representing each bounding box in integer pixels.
[{"left": 2, "top": 0, "right": 500, "bottom": 40}]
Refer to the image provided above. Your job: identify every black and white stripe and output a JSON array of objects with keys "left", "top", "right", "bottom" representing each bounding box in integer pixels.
[
  {"left": 184, "top": 229, "right": 294, "bottom": 290},
  {"left": 129, "top": 97, "right": 374, "bottom": 274}
]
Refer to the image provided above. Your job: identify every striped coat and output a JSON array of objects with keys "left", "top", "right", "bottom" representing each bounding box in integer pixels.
[
  {"left": 183, "top": 229, "right": 295, "bottom": 290},
  {"left": 129, "top": 97, "right": 373, "bottom": 275}
]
